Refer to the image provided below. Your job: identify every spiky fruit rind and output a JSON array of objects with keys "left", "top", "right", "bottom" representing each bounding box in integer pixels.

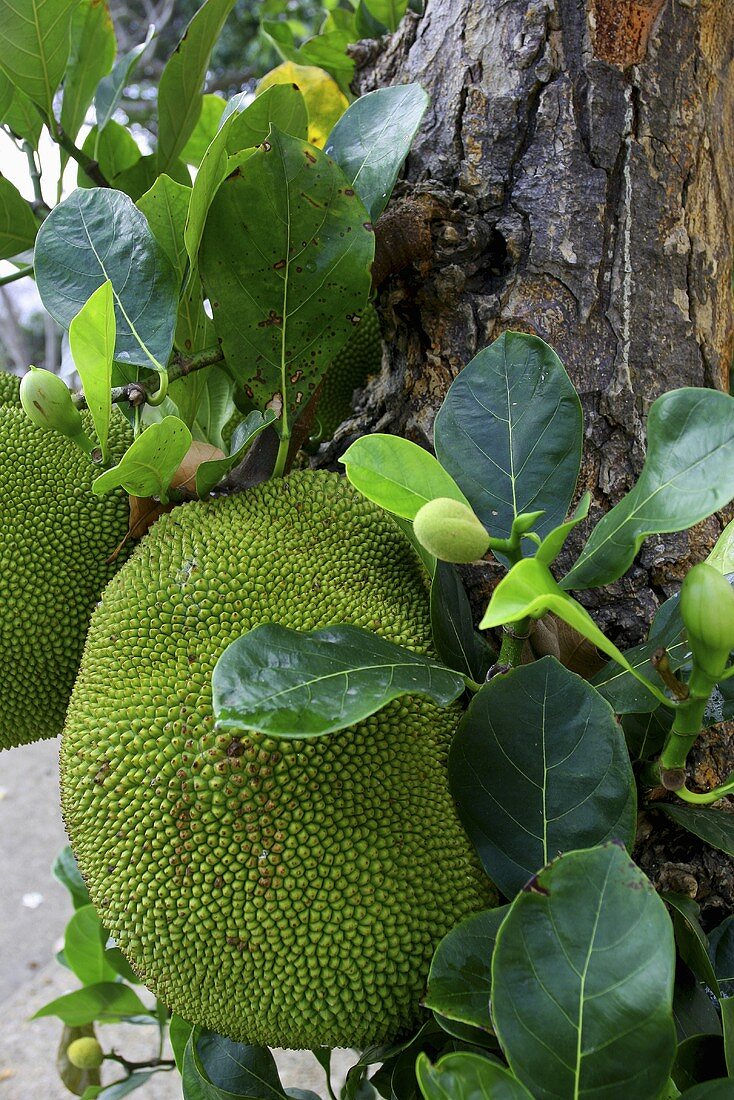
[
  {"left": 413, "top": 497, "right": 491, "bottom": 563},
  {"left": 61, "top": 471, "right": 494, "bottom": 1049},
  {"left": 317, "top": 304, "right": 381, "bottom": 439},
  {"left": 0, "top": 370, "right": 20, "bottom": 406},
  {"left": 0, "top": 406, "right": 131, "bottom": 749},
  {"left": 66, "top": 1037, "right": 104, "bottom": 1070}
]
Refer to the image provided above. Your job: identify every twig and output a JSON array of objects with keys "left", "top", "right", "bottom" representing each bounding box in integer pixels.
[
  {"left": 106, "top": 1052, "right": 176, "bottom": 1073},
  {"left": 51, "top": 125, "right": 110, "bottom": 188},
  {"left": 0, "top": 265, "right": 33, "bottom": 288},
  {"left": 72, "top": 344, "right": 225, "bottom": 410},
  {"left": 651, "top": 647, "right": 689, "bottom": 701}
]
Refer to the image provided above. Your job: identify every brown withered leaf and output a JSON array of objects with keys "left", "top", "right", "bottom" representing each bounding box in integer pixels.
[{"left": 170, "top": 441, "right": 225, "bottom": 495}]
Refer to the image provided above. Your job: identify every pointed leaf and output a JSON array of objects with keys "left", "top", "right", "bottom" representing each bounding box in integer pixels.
[
  {"left": 60, "top": 0, "right": 116, "bottom": 151},
  {"left": 95, "top": 24, "right": 154, "bottom": 131},
  {"left": 450, "top": 659, "right": 636, "bottom": 897},
  {"left": 416, "top": 1052, "right": 532, "bottom": 1100},
  {"left": 0, "top": 174, "right": 38, "bottom": 259},
  {"left": 157, "top": 0, "right": 237, "bottom": 173},
  {"left": 430, "top": 561, "right": 494, "bottom": 681},
  {"left": 69, "top": 280, "right": 114, "bottom": 461},
  {"left": 213, "top": 623, "right": 466, "bottom": 738},
  {"left": 434, "top": 332, "right": 583, "bottom": 547},
  {"left": 0, "top": 0, "right": 79, "bottom": 119},
  {"left": 663, "top": 893, "right": 720, "bottom": 997},
  {"left": 92, "top": 416, "right": 191, "bottom": 502},
  {"left": 35, "top": 187, "right": 178, "bottom": 369},
  {"left": 535, "top": 492, "right": 591, "bottom": 567},
  {"left": 33, "top": 983, "right": 150, "bottom": 1026},
  {"left": 63, "top": 905, "right": 118, "bottom": 986},
  {"left": 52, "top": 845, "right": 90, "bottom": 909},
  {"left": 564, "top": 389, "right": 734, "bottom": 590},
  {"left": 199, "top": 127, "right": 374, "bottom": 434},
  {"left": 492, "top": 844, "right": 677, "bottom": 1100},
  {"left": 424, "top": 906, "right": 509, "bottom": 1031},
  {"left": 362, "top": 0, "right": 408, "bottom": 32},
  {"left": 195, "top": 1030, "right": 288, "bottom": 1097},
  {"left": 325, "top": 84, "right": 429, "bottom": 221},
  {"left": 341, "top": 434, "right": 470, "bottom": 519},
  {"left": 195, "top": 410, "right": 276, "bottom": 496}
]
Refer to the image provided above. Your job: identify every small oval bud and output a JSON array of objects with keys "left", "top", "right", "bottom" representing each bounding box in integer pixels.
[
  {"left": 413, "top": 497, "right": 490, "bottom": 563},
  {"left": 66, "top": 1037, "right": 104, "bottom": 1070},
  {"left": 20, "top": 367, "right": 94, "bottom": 453},
  {"left": 680, "top": 562, "right": 734, "bottom": 678}
]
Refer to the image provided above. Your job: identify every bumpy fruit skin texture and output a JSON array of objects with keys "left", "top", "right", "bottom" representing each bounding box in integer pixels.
[
  {"left": 66, "top": 1037, "right": 104, "bottom": 1070},
  {"left": 0, "top": 405, "right": 131, "bottom": 749},
  {"left": 317, "top": 304, "right": 381, "bottom": 440},
  {"left": 61, "top": 471, "right": 494, "bottom": 1049},
  {"left": 0, "top": 370, "right": 20, "bottom": 406}
]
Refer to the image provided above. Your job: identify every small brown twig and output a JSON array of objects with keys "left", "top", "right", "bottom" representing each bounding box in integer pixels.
[{"left": 651, "top": 647, "right": 689, "bottom": 701}]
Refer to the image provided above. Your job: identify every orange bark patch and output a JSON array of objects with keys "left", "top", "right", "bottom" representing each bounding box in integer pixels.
[{"left": 590, "top": 0, "right": 667, "bottom": 68}]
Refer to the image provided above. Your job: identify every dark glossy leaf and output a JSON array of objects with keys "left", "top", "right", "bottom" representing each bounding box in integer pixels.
[
  {"left": 673, "top": 965, "right": 722, "bottom": 1041},
  {"left": 95, "top": 26, "right": 155, "bottom": 132},
  {"left": 0, "top": 174, "right": 38, "bottom": 259},
  {"left": 103, "top": 943, "right": 138, "bottom": 984},
  {"left": 673, "top": 1036, "right": 727, "bottom": 1090},
  {"left": 492, "top": 844, "right": 677, "bottom": 1099},
  {"left": 213, "top": 623, "right": 465, "bottom": 738},
  {"left": 593, "top": 637, "right": 688, "bottom": 715},
  {"left": 679, "top": 1085, "right": 734, "bottom": 1099},
  {"left": 200, "top": 128, "right": 374, "bottom": 433},
  {"left": 657, "top": 804, "right": 734, "bottom": 860},
  {"left": 623, "top": 708, "right": 673, "bottom": 761},
  {"left": 92, "top": 417, "right": 192, "bottom": 502},
  {"left": 35, "top": 188, "right": 179, "bottom": 369},
  {"left": 709, "top": 914, "right": 734, "bottom": 994},
  {"left": 564, "top": 389, "right": 734, "bottom": 590},
  {"left": 416, "top": 1052, "right": 532, "bottom": 1100},
  {"left": 430, "top": 562, "right": 494, "bottom": 681},
  {"left": 60, "top": 0, "right": 116, "bottom": 152},
  {"left": 450, "top": 659, "right": 636, "bottom": 897},
  {"left": 196, "top": 410, "right": 277, "bottom": 496},
  {"left": 63, "top": 905, "right": 118, "bottom": 986},
  {"left": 324, "top": 84, "right": 429, "bottom": 221},
  {"left": 721, "top": 999, "right": 734, "bottom": 1078},
  {"left": 0, "top": 0, "right": 77, "bottom": 118},
  {"left": 434, "top": 332, "right": 583, "bottom": 545},
  {"left": 182, "top": 1028, "right": 288, "bottom": 1099},
  {"left": 341, "top": 434, "right": 470, "bottom": 519},
  {"left": 663, "top": 894, "right": 720, "bottom": 997},
  {"left": 52, "top": 845, "right": 91, "bottom": 909},
  {"left": 424, "top": 906, "right": 509, "bottom": 1030},
  {"left": 34, "top": 983, "right": 150, "bottom": 1026},
  {"left": 157, "top": 0, "right": 237, "bottom": 173}
]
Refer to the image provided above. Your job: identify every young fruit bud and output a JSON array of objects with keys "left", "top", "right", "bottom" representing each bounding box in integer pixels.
[
  {"left": 680, "top": 562, "right": 734, "bottom": 679},
  {"left": 20, "top": 366, "right": 94, "bottom": 454},
  {"left": 66, "top": 1037, "right": 104, "bottom": 1070},
  {"left": 413, "top": 497, "right": 490, "bottom": 563}
]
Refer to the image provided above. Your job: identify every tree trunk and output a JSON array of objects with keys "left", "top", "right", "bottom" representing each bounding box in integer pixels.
[{"left": 334, "top": 1, "right": 734, "bottom": 918}]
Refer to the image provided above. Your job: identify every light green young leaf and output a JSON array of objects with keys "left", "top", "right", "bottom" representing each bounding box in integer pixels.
[
  {"left": 362, "top": 0, "right": 408, "bottom": 32},
  {"left": 0, "top": 0, "right": 79, "bottom": 120},
  {"left": 479, "top": 557, "right": 669, "bottom": 705},
  {"left": 77, "top": 122, "right": 141, "bottom": 188},
  {"left": 69, "top": 280, "right": 115, "bottom": 461},
  {"left": 0, "top": 175, "right": 38, "bottom": 260},
  {"left": 341, "top": 434, "right": 470, "bottom": 519},
  {"left": 180, "top": 94, "right": 226, "bottom": 167},
  {"left": 63, "top": 905, "right": 118, "bottom": 986},
  {"left": 3, "top": 87, "right": 43, "bottom": 148},
  {"left": 213, "top": 624, "right": 466, "bottom": 738},
  {"left": 137, "top": 175, "right": 191, "bottom": 279},
  {"left": 707, "top": 518, "right": 734, "bottom": 574},
  {"left": 34, "top": 982, "right": 150, "bottom": 1026},
  {"left": 535, "top": 491, "right": 591, "bottom": 567},
  {"left": 60, "top": 0, "right": 116, "bottom": 155},
  {"left": 92, "top": 417, "right": 192, "bottom": 502},
  {"left": 95, "top": 25, "right": 154, "bottom": 132},
  {"left": 157, "top": 0, "right": 237, "bottom": 173},
  {"left": 196, "top": 410, "right": 276, "bottom": 497},
  {"left": 564, "top": 388, "right": 734, "bottom": 591}
]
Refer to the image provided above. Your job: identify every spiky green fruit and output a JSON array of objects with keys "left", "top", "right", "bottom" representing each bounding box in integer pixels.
[
  {"left": 0, "top": 370, "right": 20, "bottom": 406},
  {"left": 66, "top": 1037, "right": 104, "bottom": 1070},
  {"left": 413, "top": 497, "right": 491, "bottom": 563},
  {"left": 0, "top": 405, "right": 132, "bottom": 749},
  {"left": 316, "top": 304, "right": 381, "bottom": 440},
  {"left": 61, "top": 471, "right": 494, "bottom": 1049},
  {"left": 20, "top": 366, "right": 94, "bottom": 453}
]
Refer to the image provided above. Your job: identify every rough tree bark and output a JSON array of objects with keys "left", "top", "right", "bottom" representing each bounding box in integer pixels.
[{"left": 324, "top": 1, "right": 734, "bottom": 917}]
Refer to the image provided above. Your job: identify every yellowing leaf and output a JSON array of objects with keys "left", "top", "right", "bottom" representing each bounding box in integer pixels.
[{"left": 257, "top": 62, "right": 347, "bottom": 148}]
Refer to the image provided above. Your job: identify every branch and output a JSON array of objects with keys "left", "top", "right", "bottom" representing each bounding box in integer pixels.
[
  {"left": 72, "top": 344, "right": 225, "bottom": 410},
  {"left": 51, "top": 125, "right": 111, "bottom": 188},
  {"left": 0, "top": 265, "right": 33, "bottom": 288}
]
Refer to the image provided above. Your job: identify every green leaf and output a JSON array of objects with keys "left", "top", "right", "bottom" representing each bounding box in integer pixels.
[
  {"left": 623, "top": 708, "right": 672, "bottom": 762},
  {"left": 182, "top": 1028, "right": 289, "bottom": 1099},
  {"left": 324, "top": 84, "right": 428, "bottom": 221},
  {"left": 195, "top": 410, "right": 276, "bottom": 496},
  {"left": 434, "top": 332, "right": 583, "bottom": 547},
  {"left": 189, "top": 366, "right": 234, "bottom": 448},
  {"left": 103, "top": 943, "right": 138, "bottom": 984},
  {"left": 341, "top": 434, "right": 470, "bottom": 519},
  {"left": 261, "top": 21, "right": 354, "bottom": 95},
  {"left": 663, "top": 894, "right": 720, "bottom": 997},
  {"left": 673, "top": 1036, "right": 727, "bottom": 1091},
  {"left": 0, "top": 174, "right": 38, "bottom": 259},
  {"left": 423, "top": 906, "right": 509, "bottom": 1031},
  {"left": 0, "top": 0, "right": 79, "bottom": 120},
  {"left": 593, "top": 636, "right": 688, "bottom": 715},
  {"left": 157, "top": 0, "right": 237, "bottom": 174},
  {"left": 656, "top": 803, "right": 734, "bottom": 860},
  {"left": 492, "top": 844, "right": 677, "bottom": 1100},
  {"left": 34, "top": 982, "right": 150, "bottom": 1026},
  {"left": 170, "top": 1015, "right": 194, "bottom": 1071},
  {"left": 95, "top": 25, "right": 154, "bottom": 132},
  {"left": 479, "top": 557, "right": 670, "bottom": 705},
  {"left": 92, "top": 416, "right": 192, "bottom": 502},
  {"left": 137, "top": 174, "right": 190, "bottom": 279},
  {"left": 0, "top": 69, "right": 13, "bottom": 119},
  {"left": 450, "top": 659, "right": 636, "bottom": 896},
  {"left": 721, "top": 997, "right": 734, "bottom": 1078},
  {"left": 199, "top": 127, "right": 374, "bottom": 435},
  {"left": 3, "top": 87, "right": 43, "bottom": 148},
  {"left": 679, "top": 1085, "right": 734, "bottom": 1099},
  {"left": 564, "top": 389, "right": 734, "bottom": 590},
  {"left": 706, "top": 518, "right": 734, "bottom": 574},
  {"left": 213, "top": 623, "right": 466, "bottom": 738},
  {"left": 63, "top": 905, "right": 118, "bottom": 985},
  {"left": 430, "top": 561, "right": 494, "bottom": 682},
  {"left": 673, "top": 965, "right": 722, "bottom": 1040},
  {"left": 416, "top": 1052, "right": 532, "bottom": 1100},
  {"left": 257, "top": 61, "right": 347, "bottom": 148},
  {"left": 69, "top": 280, "right": 114, "bottom": 461},
  {"left": 35, "top": 187, "right": 179, "bottom": 369},
  {"left": 52, "top": 845, "right": 90, "bottom": 909},
  {"left": 709, "top": 915, "right": 734, "bottom": 992},
  {"left": 535, "top": 492, "right": 591, "bottom": 567},
  {"left": 60, "top": 0, "right": 116, "bottom": 152},
  {"left": 181, "top": 93, "right": 227, "bottom": 167},
  {"left": 184, "top": 84, "right": 308, "bottom": 282},
  {"left": 84, "top": 1072, "right": 159, "bottom": 1098},
  {"left": 362, "top": 0, "right": 408, "bottom": 31},
  {"left": 77, "top": 122, "right": 141, "bottom": 188}
]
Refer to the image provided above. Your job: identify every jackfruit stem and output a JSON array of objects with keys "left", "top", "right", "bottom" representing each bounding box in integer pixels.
[{"left": 272, "top": 433, "right": 291, "bottom": 479}]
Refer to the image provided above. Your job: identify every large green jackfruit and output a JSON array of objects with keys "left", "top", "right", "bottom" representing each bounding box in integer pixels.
[
  {"left": 0, "top": 370, "right": 20, "bottom": 405},
  {"left": 61, "top": 471, "right": 494, "bottom": 1049},
  {"left": 316, "top": 304, "right": 382, "bottom": 440},
  {"left": 0, "top": 401, "right": 131, "bottom": 749}
]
